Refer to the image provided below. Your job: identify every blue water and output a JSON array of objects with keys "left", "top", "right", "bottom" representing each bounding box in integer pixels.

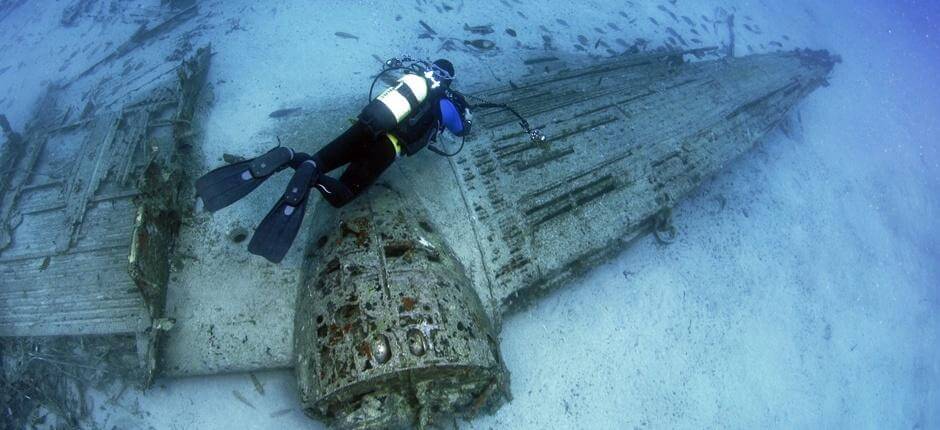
[{"left": 0, "top": 0, "right": 937, "bottom": 428}]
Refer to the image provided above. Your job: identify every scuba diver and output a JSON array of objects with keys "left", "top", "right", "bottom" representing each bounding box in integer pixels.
[{"left": 195, "top": 57, "right": 544, "bottom": 263}]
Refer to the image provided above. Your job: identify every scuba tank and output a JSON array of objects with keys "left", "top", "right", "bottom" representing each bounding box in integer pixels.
[
  {"left": 359, "top": 57, "right": 454, "bottom": 137},
  {"left": 359, "top": 73, "right": 430, "bottom": 137}
]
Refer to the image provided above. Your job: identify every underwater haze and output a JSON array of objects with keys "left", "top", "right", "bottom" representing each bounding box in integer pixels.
[{"left": 0, "top": 0, "right": 938, "bottom": 429}]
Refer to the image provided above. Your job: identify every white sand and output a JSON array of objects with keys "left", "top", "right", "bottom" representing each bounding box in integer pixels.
[{"left": 1, "top": 0, "right": 937, "bottom": 428}]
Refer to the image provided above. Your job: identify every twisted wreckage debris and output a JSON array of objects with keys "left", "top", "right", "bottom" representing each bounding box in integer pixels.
[
  {"left": 71, "top": 4, "right": 199, "bottom": 83},
  {"left": 0, "top": 47, "right": 211, "bottom": 426}
]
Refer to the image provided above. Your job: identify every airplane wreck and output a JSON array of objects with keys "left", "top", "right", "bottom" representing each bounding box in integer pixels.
[
  {"left": 290, "top": 48, "right": 840, "bottom": 428},
  {"left": 0, "top": 45, "right": 838, "bottom": 429}
]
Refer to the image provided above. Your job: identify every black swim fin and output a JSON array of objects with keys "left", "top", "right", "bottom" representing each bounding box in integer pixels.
[
  {"left": 195, "top": 147, "right": 294, "bottom": 212},
  {"left": 247, "top": 159, "right": 319, "bottom": 263}
]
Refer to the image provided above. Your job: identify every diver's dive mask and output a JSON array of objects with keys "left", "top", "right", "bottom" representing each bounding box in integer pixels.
[{"left": 430, "top": 59, "right": 455, "bottom": 88}]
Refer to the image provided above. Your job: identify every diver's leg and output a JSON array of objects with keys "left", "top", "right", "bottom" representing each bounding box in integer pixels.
[
  {"left": 314, "top": 175, "right": 355, "bottom": 208},
  {"left": 315, "top": 136, "right": 397, "bottom": 208},
  {"left": 307, "top": 121, "right": 372, "bottom": 173}
]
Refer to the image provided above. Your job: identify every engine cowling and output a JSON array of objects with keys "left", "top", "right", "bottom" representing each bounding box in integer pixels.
[{"left": 294, "top": 188, "right": 507, "bottom": 429}]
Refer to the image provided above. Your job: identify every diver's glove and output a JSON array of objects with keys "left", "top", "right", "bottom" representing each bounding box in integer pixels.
[{"left": 461, "top": 107, "right": 473, "bottom": 136}]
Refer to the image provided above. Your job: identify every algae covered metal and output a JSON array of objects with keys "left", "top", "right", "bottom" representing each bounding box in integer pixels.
[
  {"left": 0, "top": 47, "right": 211, "bottom": 380},
  {"left": 291, "top": 48, "right": 839, "bottom": 428}
]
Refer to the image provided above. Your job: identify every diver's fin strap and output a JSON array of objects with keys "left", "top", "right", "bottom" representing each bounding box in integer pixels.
[
  {"left": 283, "top": 160, "right": 319, "bottom": 205},
  {"left": 249, "top": 146, "right": 294, "bottom": 178}
]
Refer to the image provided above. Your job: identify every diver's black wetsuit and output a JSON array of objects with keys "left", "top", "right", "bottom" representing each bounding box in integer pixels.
[
  {"left": 310, "top": 120, "right": 399, "bottom": 208},
  {"left": 193, "top": 58, "right": 475, "bottom": 263},
  {"left": 309, "top": 89, "right": 465, "bottom": 208}
]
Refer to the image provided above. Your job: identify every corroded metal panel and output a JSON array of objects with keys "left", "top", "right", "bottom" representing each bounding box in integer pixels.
[
  {"left": 295, "top": 188, "right": 507, "bottom": 429},
  {"left": 451, "top": 50, "right": 838, "bottom": 313}
]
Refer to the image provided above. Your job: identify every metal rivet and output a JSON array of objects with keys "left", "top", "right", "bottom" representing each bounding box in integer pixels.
[
  {"left": 407, "top": 329, "right": 426, "bottom": 356},
  {"left": 373, "top": 335, "right": 391, "bottom": 364}
]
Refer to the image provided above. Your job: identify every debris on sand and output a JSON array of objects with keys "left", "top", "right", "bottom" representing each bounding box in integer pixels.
[
  {"left": 1, "top": 336, "right": 145, "bottom": 430},
  {"left": 72, "top": 4, "right": 198, "bottom": 83}
]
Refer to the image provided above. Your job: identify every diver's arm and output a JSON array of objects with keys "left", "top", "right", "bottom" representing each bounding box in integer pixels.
[
  {"left": 440, "top": 93, "right": 472, "bottom": 137},
  {"left": 450, "top": 91, "right": 473, "bottom": 136}
]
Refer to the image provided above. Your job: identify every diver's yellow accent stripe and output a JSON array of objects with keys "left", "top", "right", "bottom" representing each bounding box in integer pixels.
[
  {"left": 382, "top": 91, "right": 412, "bottom": 122},
  {"left": 386, "top": 133, "right": 402, "bottom": 156},
  {"left": 400, "top": 74, "right": 428, "bottom": 102}
]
